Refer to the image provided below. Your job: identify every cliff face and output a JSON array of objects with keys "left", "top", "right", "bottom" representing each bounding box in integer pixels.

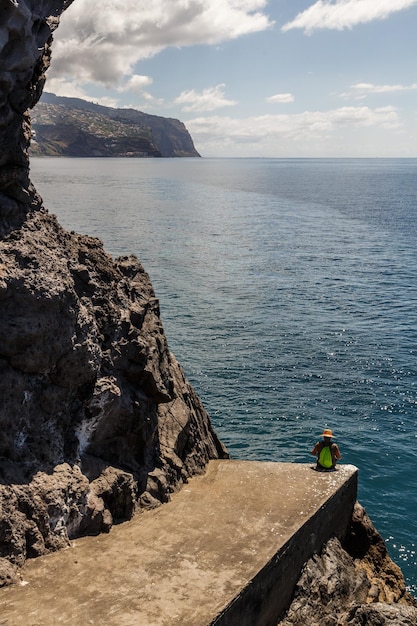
[
  {"left": 279, "top": 503, "right": 417, "bottom": 625},
  {"left": 0, "top": 0, "right": 71, "bottom": 228},
  {"left": 31, "top": 93, "right": 201, "bottom": 157},
  {"left": 31, "top": 101, "right": 162, "bottom": 157},
  {"left": 0, "top": 0, "right": 226, "bottom": 587}
]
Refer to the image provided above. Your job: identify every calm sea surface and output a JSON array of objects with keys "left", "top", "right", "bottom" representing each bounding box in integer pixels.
[{"left": 31, "top": 157, "right": 417, "bottom": 594}]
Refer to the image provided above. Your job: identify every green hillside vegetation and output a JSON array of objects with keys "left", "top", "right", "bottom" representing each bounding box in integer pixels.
[
  {"left": 30, "top": 94, "right": 200, "bottom": 158},
  {"left": 31, "top": 103, "right": 160, "bottom": 157}
]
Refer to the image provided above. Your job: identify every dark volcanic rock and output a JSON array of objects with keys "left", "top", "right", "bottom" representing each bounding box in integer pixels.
[
  {"left": 0, "top": 0, "right": 226, "bottom": 586},
  {"left": 278, "top": 503, "right": 417, "bottom": 626},
  {"left": 0, "top": 1, "right": 73, "bottom": 216},
  {"left": 0, "top": 207, "right": 228, "bottom": 585}
]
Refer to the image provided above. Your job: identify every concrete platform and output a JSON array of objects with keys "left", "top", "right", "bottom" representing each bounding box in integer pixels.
[{"left": 0, "top": 460, "right": 358, "bottom": 626}]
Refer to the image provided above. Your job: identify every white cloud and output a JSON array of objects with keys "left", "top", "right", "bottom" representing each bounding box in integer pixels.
[
  {"left": 119, "top": 75, "right": 153, "bottom": 93},
  {"left": 47, "top": 75, "right": 158, "bottom": 108},
  {"left": 266, "top": 93, "right": 295, "bottom": 104},
  {"left": 352, "top": 82, "right": 417, "bottom": 94},
  {"left": 45, "top": 77, "right": 92, "bottom": 100},
  {"left": 50, "top": 0, "right": 273, "bottom": 87},
  {"left": 282, "top": 0, "right": 417, "bottom": 34},
  {"left": 186, "top": 105, "right": 401, "bottom": 155},
  {"left": 339, "top": 81, "right": 417, "bottom": 99},
  {"left": 174, "top": 84, "right": 237, "bottom": 112},
  {"left": 44, "top": 77, "right": 119, "bottom": 108}
]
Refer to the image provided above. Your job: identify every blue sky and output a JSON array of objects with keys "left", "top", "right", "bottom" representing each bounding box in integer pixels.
[{"left": 47, "top": 1, "right": 417, "bottom": 157}]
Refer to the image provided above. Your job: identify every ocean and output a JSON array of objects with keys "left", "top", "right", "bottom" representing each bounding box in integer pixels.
[{"left": 30, "top": 157, "right": 417, "bottom": 594}]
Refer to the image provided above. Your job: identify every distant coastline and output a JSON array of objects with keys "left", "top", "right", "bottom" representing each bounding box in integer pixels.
[{"left": 30, "top": 93, "right": 200, "bottom": 158}]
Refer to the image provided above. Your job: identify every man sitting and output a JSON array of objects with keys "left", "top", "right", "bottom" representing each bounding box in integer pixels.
[{"left": 311, "top": 428, "right": 341, "bottom": 471}]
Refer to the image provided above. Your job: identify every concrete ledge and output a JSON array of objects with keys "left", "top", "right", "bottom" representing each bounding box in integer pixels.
[{"left": 0, "top": 461, "right": 357, "bottom": 625}]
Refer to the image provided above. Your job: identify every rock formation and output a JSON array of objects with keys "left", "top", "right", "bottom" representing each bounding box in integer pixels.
[
  {"left": 0, "top": 0, "right": 70, "bottom": 227},
  {"left": 279, "top": 503, "right": 417, "bottom": 625},
  {"left": 0, "top": 0, "right": 226, "bottom": 587},
  {"left": 31, "top": 93, "right": 201, "bottom": 157}
]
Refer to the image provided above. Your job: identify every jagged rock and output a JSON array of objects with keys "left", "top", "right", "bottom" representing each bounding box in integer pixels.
[
  {"left": 0, "top": 0, "right": 73, "bottom": 214},
  {"left": 0, "top": 558, "right": 18, "bottom": 588},
  {"left": 0, "top": 0, "right": 227, "bottom": 586},
  {"left": 278, "top": 503, "right": 417, "bottom": 626},
  {"left": 0, "top": 207, "right": 228, "bottom": 583},
  {"left": 344, "top": 501, "right": 413, "bottom": 605},
  {"left": 344, "top": 603, "right": 417, "bottom": 626}
]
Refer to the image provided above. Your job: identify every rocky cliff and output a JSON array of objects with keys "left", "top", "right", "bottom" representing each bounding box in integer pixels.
[
  {"left": 0, "top": 0, "right": 225, "bottom": 587},
  {"left": 30, "top": 93, "right": 200, "bottom": 157},
  {"left": 279, "top": 503, "right": 417, "bottom": 625}
]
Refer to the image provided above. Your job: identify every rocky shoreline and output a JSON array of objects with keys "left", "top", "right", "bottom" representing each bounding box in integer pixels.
[
  {"left": 278, "top": 503, "right": 417, "bottom": 625},
  {"left": 1, "top": 2, "right": 416, "bottom": 624}
]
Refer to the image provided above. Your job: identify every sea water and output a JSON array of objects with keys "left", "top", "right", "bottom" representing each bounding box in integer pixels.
[{"left": 30, "top": 157, "right": 417, "bottom": 594}]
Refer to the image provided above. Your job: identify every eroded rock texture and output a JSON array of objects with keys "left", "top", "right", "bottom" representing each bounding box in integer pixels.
[
  {"left": 0, "top": 0, "right": 74, "bottom": 227},
  {"left": 0, "top": 0, "right": 227, "bottom": 586},
  {"left": 279, "top": 503, "right": 417, "bottom": 626}
]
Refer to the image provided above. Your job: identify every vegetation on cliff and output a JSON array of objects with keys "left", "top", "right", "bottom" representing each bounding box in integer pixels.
[{"left": 30, "top": 93, "right": 200, "bottom": 158}]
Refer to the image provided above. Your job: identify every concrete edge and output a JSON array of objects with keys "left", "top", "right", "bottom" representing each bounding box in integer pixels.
[{"left": 211, "top": 467, "right": 359, "bottom": 626}]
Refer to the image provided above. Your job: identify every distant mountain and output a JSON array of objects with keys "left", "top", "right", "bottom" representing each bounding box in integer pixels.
[{"left": 30, "top": 93, "right": 200, "bottom": 158}]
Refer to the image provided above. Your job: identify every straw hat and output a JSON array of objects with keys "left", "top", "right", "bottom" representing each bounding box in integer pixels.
[{"left": 321, "top": 428, "right": 335, "bottom": 439}]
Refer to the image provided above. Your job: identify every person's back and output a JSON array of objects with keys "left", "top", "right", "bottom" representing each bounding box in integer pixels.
[
  {"left": 311, "top": 428, "right": 341, "bottom": 471},
  {"left": 318, "top": 441, "right": 333, "bottom": 469}
]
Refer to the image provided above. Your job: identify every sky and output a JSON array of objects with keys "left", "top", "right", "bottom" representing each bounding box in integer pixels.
[{"left": 46, "top": 0, "right": 417, "bottom": 158}]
